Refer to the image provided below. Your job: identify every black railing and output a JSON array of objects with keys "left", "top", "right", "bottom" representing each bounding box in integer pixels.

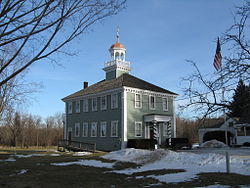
[{"left": 58, "top": 139, "right": 96, "bottom": 152}]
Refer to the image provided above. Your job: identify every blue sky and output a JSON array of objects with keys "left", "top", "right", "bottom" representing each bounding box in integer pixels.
[{"left": 25, "top": 0, "right": 245, "bottom": 118}]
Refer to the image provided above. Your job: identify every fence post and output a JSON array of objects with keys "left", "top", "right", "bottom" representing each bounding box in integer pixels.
[{"left": 226, "top": 151, "right": 230, "bottom": 173}]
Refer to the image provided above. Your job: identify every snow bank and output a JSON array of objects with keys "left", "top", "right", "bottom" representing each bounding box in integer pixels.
[
  {"left": 200, "top": 140, "right": 228, "bottom": 148},
  {"left": 102, "top": 148, "right": 167, "bottom": 164},
  {"left": 103, "top": 148, "right": 250, "bottom": 183},
  {"left": 51, "top": 160, "right": 114, "bottom": 168}
]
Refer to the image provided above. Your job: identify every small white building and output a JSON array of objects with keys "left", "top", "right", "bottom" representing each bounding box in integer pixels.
[{"left": 199, "top": 118, "right": 250, "bottom": 146}]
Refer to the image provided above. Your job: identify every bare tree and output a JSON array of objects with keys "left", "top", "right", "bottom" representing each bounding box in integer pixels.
[
  {"left": 222, "top": 1, "right": 250, "bottom": 82},
  {"left": 0, "top": 0, "right": 126, "bottom": 87},
  {"left": 0, "top": 112, "right": 63, "bottom": 147},
  {"left": 180, "top": 1, "right": 250, "bottom": 120}
]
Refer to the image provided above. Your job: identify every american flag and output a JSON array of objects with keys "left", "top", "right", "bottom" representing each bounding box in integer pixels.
[{"left": 213, "top": 38, "right": 222, "bottom": 71}]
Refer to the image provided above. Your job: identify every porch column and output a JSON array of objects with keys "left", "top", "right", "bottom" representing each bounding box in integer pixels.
[{"left": 152, "top": 120, "right": 159, "bottom": 148}]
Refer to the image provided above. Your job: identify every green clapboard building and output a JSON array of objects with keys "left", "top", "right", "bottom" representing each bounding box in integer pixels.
[{"left": 62, "top": 35, "right": 178, "bottom": 151}]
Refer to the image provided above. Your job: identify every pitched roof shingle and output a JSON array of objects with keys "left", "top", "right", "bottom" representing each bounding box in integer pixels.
[{"left": 62, "top": 73, "right": 177, "bottom": 101}]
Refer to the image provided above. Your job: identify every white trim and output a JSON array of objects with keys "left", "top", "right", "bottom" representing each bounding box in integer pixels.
[
  {"left": 64, "top": 104, "right": 67, "bottom": 139},
  {"left": 82, "top": 98, "right": 89, "bottom": 112},
  {"left": 75, "top": 123, "right": 80, "bottom": 137},
  {"left": 100, "top": 121, "right": 107, "bottom": 137},
  {"left": 91, "top": 122, "right": 97, "bottom": 137},
  {"left": 124, "top": 91, "right": 128, "bottom": 146},
  {"left": 92, "top": 97, "right": 97, "bottom": 112},
  {"left": 135, "top": 93, "right": 142, "bottom": 109},
  {"left": 124, "top": 86, "right": 178, "bottom": 98},
  {"left": 173, "top": 99, "right": 176, "bottom": 138},
  {"left": 75, "top": 100, "right": 80, "bottom": 113},
  {"left": 121, "top": 90, "right": 127, "bottom": 149},
  {"left": 135, "top": 122, "right": 142, "bottom": 137},
  {"left": 68, "top": 102, "right": 72, "bottom": 114},
  {"left": 62, "top": 88, "right": 122, "bottom": 102},
  {"left": 111, "top": 120, "right": 118, "bottom": 137},
  {"left": 82, "top": 122, "right": 88, "bottom": 137},
  {"left": 162, "top": 97, "right": 168, "bottom": 111},
  {"left": 144, "top": 115, "right": 172, "bottom": 122},
  {"left": 149, "top": 95, "right": 156, "bottom": 110}
]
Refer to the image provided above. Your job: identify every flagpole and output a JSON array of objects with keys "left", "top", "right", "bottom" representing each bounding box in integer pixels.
[{"left": 213, "top": 37, "right": 228, "bottom": 145}]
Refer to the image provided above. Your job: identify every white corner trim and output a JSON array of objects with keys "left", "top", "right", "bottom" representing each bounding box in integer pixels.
[
  {"left": 64, "top": 104, "right": 67, "bottom": 139},
  {"left": 121, "top": 89, "right": 127, "bottom": 149},
  {"left": 173, "top": 99, "right": 176, "bottom": 138}
]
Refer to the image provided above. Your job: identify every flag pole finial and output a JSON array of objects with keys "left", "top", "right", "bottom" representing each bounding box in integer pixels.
[{"left": 116, "top": 26, "right": 120, "bottom": 43}]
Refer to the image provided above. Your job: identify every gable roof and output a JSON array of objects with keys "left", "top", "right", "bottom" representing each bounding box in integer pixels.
[{"left": 62, "top": 73, "right": 177, "bottom": 101}]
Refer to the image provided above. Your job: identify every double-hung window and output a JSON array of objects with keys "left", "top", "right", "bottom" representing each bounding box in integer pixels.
[
  {"left": 111, "top": 121, "right": 118, "bottom": 137},
  {"left": 68, "top": 102, "right": 72, "bottom": 114},
  {"left": 75, "top": 100, "right": 80, "bottom": 113},
  {"left": 101, "top": 96, "right": 107, "bottom": 110},
  {"left": 111, "top": 93, "right": 118, "bottom": 109},
  {"left": 135, "top": 93, "right": 142, "bottom": 108},
  {"left": 92, "top": 98, "right": 97, "bottom": 111},
  {"left": 75, "top": 123, "right": 80, "bottom": 137},
  {"left": 82, "top": 122, "right": 88, "bottom": 137},
  {"left": 149, "top": 95, "right": 156, "bottom": 110},
  {"left": 91, "top": 122, "right": 97, "bottom": 137},
  {"left": 162, "top": 97, "right": 168, "bottom": 111},
  {"left": 100, "top": 122, "right": 107, "bottom": 137},
  {"left": 83, "top": 99, "right": 88, "bottom": 112},
  {"left": 135, "top": 122, "right": 142, "bottom": 137}
]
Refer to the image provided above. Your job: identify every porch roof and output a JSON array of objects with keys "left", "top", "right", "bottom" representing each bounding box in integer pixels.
[{"left": 144, "top": 114, "right": 172, "bottom": 122}]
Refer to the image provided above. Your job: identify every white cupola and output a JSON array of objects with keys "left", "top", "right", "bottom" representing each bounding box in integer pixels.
[{"left": 103, "top": 29, "right": 131, "bottom": 80}]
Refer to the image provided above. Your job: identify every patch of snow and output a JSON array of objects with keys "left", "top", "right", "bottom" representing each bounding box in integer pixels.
[
  {"left": 192, "top": 143, "right": 200, "bottom": 149},
  {"left": 0, "top": 157, "right": 16, "bottom": 162},
  {"left": 51, "top": 160, "right": 114, "bottom": 168},
  {"left": 195, "top": 185, "right": 230, "bottom": 188},
  {"left": 15, "top": 154, "right": 46, "bottom": 158},
  {"left": 200, "top": 140, "right": 228, "bottom": 148},
  {"left": 103, "top": 148, "right": 250, "bottom": 183},
  {"left": 143, "top": 183, "right": 162, "bottom": 187},
  {"left": 17, "top": 169, "right": 28, "bottom": 175},
  {"left": 50, "top": 154, "right": 60, "bottom": 156},
  {"left": 72, "top": 152, "right": 91, "bottom": 156}
]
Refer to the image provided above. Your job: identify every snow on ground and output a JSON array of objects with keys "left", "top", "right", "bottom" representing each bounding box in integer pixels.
[
  {"left": 200, "top": 140, "right": 228, "bottom": 148},
  {"left": 0, "top": 157, "right": 16, "bottom": 162},
  {"left": 72, "top": 152, "right": 91, "bottom": 156},
  {"left": 102, "top": 148, "right": 250, "bottom": 183},
  {"left": 51, "top": 160, "right": 114, "bottom": 168},
  {"left": 17, "top": 169, "right": 28, "bottom": 175},
  {"left": 15, "top": 154, "right": 46, "bottom": 158},
  {"left": 49, "top": 153, "right": 61, "bottom": 156},
  {"left": 102, "top": 148, "right": 166, "bottom": 164}
]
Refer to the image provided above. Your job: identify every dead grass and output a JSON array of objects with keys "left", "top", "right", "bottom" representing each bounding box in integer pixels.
[
  {"left": 0, "top": 148, "right": 250, "bottom": 188},
  {"left": 132, "top": 169, "right": 185, "bottom": 177}
]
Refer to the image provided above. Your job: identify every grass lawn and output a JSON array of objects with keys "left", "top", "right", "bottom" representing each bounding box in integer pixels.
[{"left": 0, "top": 148, "right": 250, "bottom": 188}]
